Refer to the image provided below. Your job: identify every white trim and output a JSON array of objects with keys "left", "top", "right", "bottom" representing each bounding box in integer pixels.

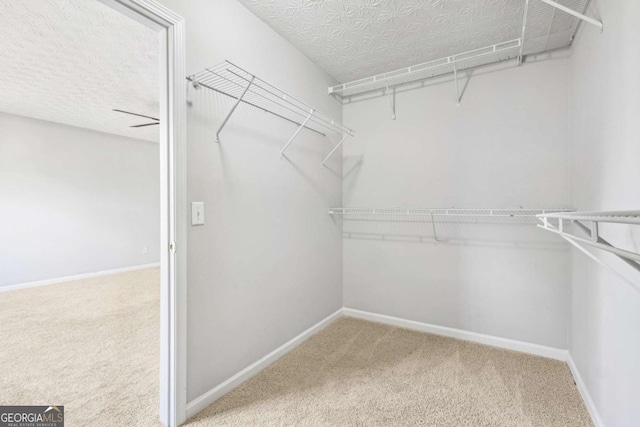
[
  {"left": 97, "top": 1, "right": 187, "bottom": 426},
  {"left": 567, "top": 354, "right": 605, "bottom": 427},
  {"left": 186, "top": 309, "right": 344, "bottom": 420},
  {"left": 343, "top": 308, "right": 568, "bottom": 361},
  {"left": 0, "top": 263, "right": 161, "bottom": 292},
  {"left": 185, "top": 307, "right": 572, "bottom": 422}
]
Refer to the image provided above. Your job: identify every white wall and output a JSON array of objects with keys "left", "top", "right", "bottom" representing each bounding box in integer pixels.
[
  {"left": 155, "top": 0, "right": 344, "bottom": 403},
  {"left": 0, "top": 112, "right": 159, "bottom": 287},
  {"left": 342, "top": 56, "right": 571, "bottom": 349},
  {"left": 568, "top": 1, "right": 640, "bottom": 425}
]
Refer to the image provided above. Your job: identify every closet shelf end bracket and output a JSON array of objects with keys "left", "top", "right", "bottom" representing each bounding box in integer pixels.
[
  {"left": 280, "top": 109, "right": 315, "bottom": 158},
  {"left": 321, "top": 132, "right": 352, "bottom": 167},
  {"left": 216, "top": 75, "right": 255, "bottom": 143}
]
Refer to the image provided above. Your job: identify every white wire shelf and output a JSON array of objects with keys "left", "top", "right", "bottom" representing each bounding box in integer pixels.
[
  {"left": 188, "top": 60, "right": 353, "bottom": 164},
  {"left": 329, "top": 208, "right": 574, "bottom": 225},
  {"left": 329, "top": 0, "right": 595, "bottom": 100},
  {"left": 537, "top": 210, "right": 640, "bottom": 225},
  {"left": 537, "top": 210, "right": 640, "bottom": 292},
  {"left": 328, "top": 40, "right": 522, "bottom": 98},
  {"left": 537, "top": 210, "right": 640, "bottom": 262}
]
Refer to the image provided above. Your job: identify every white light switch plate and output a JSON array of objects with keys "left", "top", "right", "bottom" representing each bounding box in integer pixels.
[{"left": 191, "top": 202, "right": 205, "bottom": 225}]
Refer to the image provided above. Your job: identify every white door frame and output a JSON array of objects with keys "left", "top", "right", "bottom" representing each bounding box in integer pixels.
[{"left": 96, "top": 1, "right": 187, "bottom": 425}]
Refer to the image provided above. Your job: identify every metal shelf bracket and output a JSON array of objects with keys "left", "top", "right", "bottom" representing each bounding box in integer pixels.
[
  {"left": 540, "top": 0, "right": 603, "bottom": 33},
  {"left": 216, "top": 75, "right": 255, "bottom": 143},
  {"left": 453, "top": 60, "right": 461, "bottom": 107},
  {"left": 280, "top": 109, "right": 314, "bottom": 158},
  {"left": 321, "top": 133, "right": 349, "bottom": 167},
  {"left": 538, "top": 217, "right": 640, "bottom": 264},
  {"left": 386, "top": 84, "right": 396, "bottom": 120},
  {"left": 430, "top": 212, "right": 440, "bottom": 242},
  {"left": 537, "top": 210, "right": 640, "bottom": 292},
  {"left": 518, "top": 0, "right": 530, "bottom": 65}
]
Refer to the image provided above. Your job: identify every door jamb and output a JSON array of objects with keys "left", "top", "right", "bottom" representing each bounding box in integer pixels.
[{"left": 96, "top": 1, "right": 187, "bottom": 425}]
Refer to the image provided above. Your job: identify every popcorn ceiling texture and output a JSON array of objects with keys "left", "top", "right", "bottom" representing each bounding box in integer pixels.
[
  {"left": 237, "top": 0, "right": 588, "bottom": 83},
  {"left": 0, "top": 0, "right": 159, "bottom": 142}
]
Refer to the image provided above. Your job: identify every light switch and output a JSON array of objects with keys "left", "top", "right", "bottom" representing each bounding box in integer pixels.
[{"left": 191, "top": 202, "right": 205, "bottom": 225}]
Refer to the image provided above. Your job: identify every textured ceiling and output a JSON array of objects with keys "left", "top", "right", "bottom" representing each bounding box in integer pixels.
[
  {"left": 237, "top": 0, "right": 586, "bottom": 84},
  {"left": 0, "top": 0, "right": 159, "bottom": 142}
]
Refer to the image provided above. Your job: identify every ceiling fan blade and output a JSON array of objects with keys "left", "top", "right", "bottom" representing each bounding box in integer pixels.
[
  {"left": 130, "top": 122, "right": 160, "bottom": 128},
  {"left": 113, "top": 109, "right": 159, "bottom": 121}
]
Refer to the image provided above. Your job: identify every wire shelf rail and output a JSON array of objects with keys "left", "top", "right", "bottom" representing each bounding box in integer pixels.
[
  {"left": 328, "top": 39, "right": 522, "bottom": 99},
  {"left": 188, "top": 60, "right": 353, "bottom": 164},
  {"left": 329, "top": 207, "right": 574, "bottom": 225},
  {"left": 537, "top": 210, "right": 640, "bottom": 262},
  {"left": 329, "top": 0, "right": 598, "bottom": 102},
  {"left": 330, "top": 207, "right": 574, "bottom": 245},
  {"left": 537, "top": 210, "right": 640, "bottom": 292}
]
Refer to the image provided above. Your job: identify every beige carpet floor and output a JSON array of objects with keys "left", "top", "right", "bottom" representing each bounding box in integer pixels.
[
  {"left": 0, "top": 268, "right": 161, "bottom": 427},
  {"left": 186, "top": 317, "right": 592, "bottom": 427}
]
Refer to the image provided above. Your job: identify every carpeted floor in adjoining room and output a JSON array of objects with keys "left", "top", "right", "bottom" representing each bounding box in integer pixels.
[
  {"left": 186, "top": 317, "right": 592, "bottom": 426},
  {"left": 0, "top": 268, "right": 161, "bottom": 427}
]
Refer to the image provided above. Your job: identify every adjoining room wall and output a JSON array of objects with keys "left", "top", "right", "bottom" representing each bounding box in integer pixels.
[
  {"left": 342, "top": 56, "right": 571, "bottom": 349},
  {"left": 0, "top": 112, "right": 160, "bottom": 288},
  {"left": 156, "top": 0, "right": 344, "bottom": 403},
  {"left": 568, "top": 1, "right": 640, "bottom": 425}
]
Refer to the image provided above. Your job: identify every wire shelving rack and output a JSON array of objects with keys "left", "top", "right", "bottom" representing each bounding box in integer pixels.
[
  {"left": 329, "top": 0, "right": 598, "bottom": 101},
  {"left": 329, "top": 208, "right": 573, "bottom": 223},
  {"left": 537, "top": 210, "right": 640, "bottom": 292},
  {"left": 329, "top": 40, "right": 522, "bottom": 99},
  {"left": 330, "top": 207, "right": 574, "bottom": 245},
  {"left": 188, "top": 60, "right": 353, "bottom": 165}
]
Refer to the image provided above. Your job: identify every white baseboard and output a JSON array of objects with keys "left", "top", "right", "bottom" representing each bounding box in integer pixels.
[
  {"left": 567, "top": 354, "right": 604, "bottom": 427},
  {"left": 184, "top": 307, "right": 606, "bottom": 425},
  {"left": 185, "top": 308, "right": 343, "bottom": 420},
  {"left": 343, "top": 308, "right": 568, "bottom": 361},
  {"left": 0, "top": 262, "right": 161, "bottom": 292}
]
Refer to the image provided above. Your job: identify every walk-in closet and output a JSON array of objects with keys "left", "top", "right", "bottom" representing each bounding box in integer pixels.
[
  {"left": 3, "top": 0, "right": 638, "bottom": 426},
  {"left": 175, "top": 0, "right": 638, "bottom": 425}
]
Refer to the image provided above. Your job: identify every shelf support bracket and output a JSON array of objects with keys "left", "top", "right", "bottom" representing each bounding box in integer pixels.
[
  {"left": 453, "top": 61, "right": 461, "bottom": 107},
  {"left": 216, "top": 75, "right": 255, "bottom": 143},
  {"left": 430, "top": 213, "right": 439, "bottom": 243},
  {"left": 386, "top": 84, "right": 396, "bottom": 120},
  {"left": 559, "top": 234, "right": 640, "bottom": 293},
  {"left": 321, "top": 133, "right": 349, "bottom": 167},
  {"left": 280, "top": 110, "right": 314, "bottom": 158},
  {"left": 572, "top": 221, "right": 640, "bottom": 273},
  {"left": 518, "top": 0, "right": 530, "bottom": 65},
  {"left": 540, "top": 0, "right": 603, "bottom": 32},
  {"left": 536, "top": 218, "right": 640, "bottom": 292},
  {"left": 537, "top": 223, "right": 640, "bottom": 262}
]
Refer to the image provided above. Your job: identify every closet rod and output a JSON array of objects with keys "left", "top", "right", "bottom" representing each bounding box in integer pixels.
[{"left": 187, "top": 77, "right": 326, "bottom": 137}]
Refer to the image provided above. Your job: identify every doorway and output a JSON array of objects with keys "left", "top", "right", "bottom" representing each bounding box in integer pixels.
[{"left": 0, "top": 0, "right": 186, "bottom": 425}]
